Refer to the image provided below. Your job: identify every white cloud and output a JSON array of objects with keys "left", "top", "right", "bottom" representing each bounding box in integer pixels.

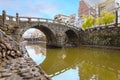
[
  {"left": 0, "top": 0, "right": 106, "bottom": 19},
  {"left": 0, "top": 0, "right": 58, "bottom": 18}
]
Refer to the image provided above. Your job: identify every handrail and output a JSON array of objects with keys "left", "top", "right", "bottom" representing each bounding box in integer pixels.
[
  {"left": 6, "top": 14, "right": 79, "bottom": 29},
  {"left": 1, "top": 10, "right": 79, "bottom": 30},
  {"left": 6, "top": 15, "right": 16, "bottom": 18},
  {"left": 19, "top": 16, "right": 55, "bottom": 23}
]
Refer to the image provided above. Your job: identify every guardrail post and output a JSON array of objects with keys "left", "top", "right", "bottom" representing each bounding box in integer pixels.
[
  {"left": 28, "top": 18, "right": 31, "bottom": 23},
  {"left": 37, "top": 18, "right": 40, "bottom": 22},
  {"left": 16, "top": 13, "right": 19, "bottom": 25},
  {"left": 2, "top": 10, "right": 6, "bottom": 25},
  {"left": 9, "top": 16, "right": 13, "bottom": 21},
  {"left": 53, "top": 20, "right": 55, "bottom": 23},
  {"left": 46, "top": 19, "right": 48, "bottom": 22}
]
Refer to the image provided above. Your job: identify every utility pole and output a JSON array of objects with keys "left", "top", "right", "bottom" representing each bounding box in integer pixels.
[
  {"left": 115, "top": 9, "right": 118, "bottom": 27},
  {"left": 97, "top": 4, "right": 101, "bottom": 26},
  {"left": 115, "top": 2, "right": 119, "bottom": 27},
  {"left": 98, "top": 4, "right": 100, "bottom": 17}
]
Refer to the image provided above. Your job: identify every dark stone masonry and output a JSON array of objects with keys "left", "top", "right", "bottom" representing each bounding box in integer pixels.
[
  {"left": 79, "top": 25, "right": 120, "bottom": 49},
  {"left": 0, "top": 24, "right": 51, "bottom": 80}
]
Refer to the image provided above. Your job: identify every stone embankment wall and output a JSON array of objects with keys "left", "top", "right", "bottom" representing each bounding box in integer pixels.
[
  {"left": 79, "top": 26, "right": 120, "bottom": 48},
  {"left": 0, "top": 24, "right": 51, "bottom": 80}
]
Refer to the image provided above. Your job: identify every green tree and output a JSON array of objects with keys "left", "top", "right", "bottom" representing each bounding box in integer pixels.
[
  {"left": 99, "top": 11, "right": 115, "bottom": 25},
  {"left": 82, "top": 11, "right": 116, "bottom": 30},
  {"left": 82, "top": 15, "right": 95, "bottom": 30},
  {"left": 96, "top": 17, "right": 102, "bottom": 25}
]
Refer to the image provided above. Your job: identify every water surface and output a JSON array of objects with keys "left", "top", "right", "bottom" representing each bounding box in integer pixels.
[{"left": 26, "top": 43, "right": 120, "bottom": 80}]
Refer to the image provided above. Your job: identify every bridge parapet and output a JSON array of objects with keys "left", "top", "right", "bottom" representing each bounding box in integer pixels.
[
  {"left": 1, "top": 10, "right": 79, "bottom": 31},
  {"left": 0, "top": 10, "right": 80, "bottom": 47}
]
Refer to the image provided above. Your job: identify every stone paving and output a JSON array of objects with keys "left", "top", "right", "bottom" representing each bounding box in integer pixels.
[
  {"left": 0, "top": 57, "right": 51, "bottom": 80},
  {"left": 0, "top": 25, "right": 51, "bottom": 80}
]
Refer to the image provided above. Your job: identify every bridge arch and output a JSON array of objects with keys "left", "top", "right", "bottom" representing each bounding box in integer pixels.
[
  {"left": 65, "top": 29, "right": 79, "bottom": 46},
  {"left": 21, "top": 25, "right": 57, "bottom": 47},
  {"left": 33, "top": 25, "right": 57, "bottom": 47}
]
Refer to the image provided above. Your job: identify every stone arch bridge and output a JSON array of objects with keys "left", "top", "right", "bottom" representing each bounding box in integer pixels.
[{"left": 0, "top": 10, "right": 80, "bottom": 47}]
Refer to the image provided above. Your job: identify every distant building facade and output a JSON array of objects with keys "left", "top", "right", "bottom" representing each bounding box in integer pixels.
[
  {"left": 54, "top": 14, "right": 76, "bottom": 25},
  {"left": 78, "top": 0, "right": 120, "bottom": 26},
  {"left": 96, "top": 0, "right": 120, "bottom": 23},
  {"left": 97, "top": 0, "right": 115, "bottom": 14},
  {"left": 78, "top": 0, "right": 96, "bottom": 28},
  {"left": 78, "top": 0, "right": 96, "bottom": 18}
]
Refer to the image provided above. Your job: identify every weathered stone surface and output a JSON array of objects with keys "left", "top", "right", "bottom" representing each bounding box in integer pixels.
[
  {"left": 0, "top": 43, "right": 6, "bottom": 49},
  {"left": 34, "top": 72, "right": 41, "bottom": 77},
  {"left": 0, "top": 52, "right": 2, "bottom": 58},
  {"left": 7, "top": 50, "right": 11, "bottom": 55},
  {"left": 21, "top": 73, "right": 33, "bottom": 79},
  {"left": 7, "top": 74, "right": 23, "bottom": 80},
  {"left": 16, "top": 50, "right": 22, "bottom": 57},
  {"left": 2, "top": 49, "right": 6, "bottom": 58},
  {"left": 19, "top": 68, "right": 29, "bottom": 73},
  {"left": 79, "top": 27, "right": 120, "bottom": 48},
  {"left": 0, "top": 25, "right": 51, "bottom": 80},
  {"left": 9, "top": 51, "right": 15, "bottom": 57},
  {"left": 1, "top": 72, "right": 12, "bottom": 77},
  {"left": 0, "top": 69, "right": 9, "bottom": 73},
  {"left": 0, "top": 46, "right": 2, "bottom": 51},
  {"left": 0, "top": 78, "right": 5, "bottom": 80},
  {"left": 5, "top": 43, "right": 12, "bottom": 50}
]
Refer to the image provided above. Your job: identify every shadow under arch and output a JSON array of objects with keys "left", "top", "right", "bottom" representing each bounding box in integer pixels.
[
  {"left": 65, "top": 29, "right": 79, "bottom": 47},
  {"left": 32, "top": 25, "right": 57, "bottom": 47}
]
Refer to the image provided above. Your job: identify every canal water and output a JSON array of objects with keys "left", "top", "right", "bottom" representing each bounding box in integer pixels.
[{"left": 26, "top": 43, "right": 120, "bottom": 80}]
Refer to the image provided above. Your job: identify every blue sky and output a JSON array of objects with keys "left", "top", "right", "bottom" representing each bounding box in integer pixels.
[{"left": 0, "top": 0, "right": 104, "bottom": 19}]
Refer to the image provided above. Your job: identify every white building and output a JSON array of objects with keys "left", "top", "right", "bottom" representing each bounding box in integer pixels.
[
  {"left": 74, "top": 18, "right": 84, "bottom": 28},
  {"left": 98, "top": 0, "right": 120, "bottom": 23},
  {"left": 54, "top": 14, "right": 76, "bottom": 25},
  {"left": 78, "top": 0, "right": 120, "bottom": 28}
]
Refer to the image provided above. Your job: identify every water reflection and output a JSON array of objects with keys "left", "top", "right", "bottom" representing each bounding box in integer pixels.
[
  {"left": 25, "top": 43, "right": 46, "bottom": 65},
  {"left": 25, "top": 43, "right": 120, "bottom": 80},
  {"left": 40, "top": 47, "right": 120, "bottom": 80},
  {"left": 52, "top": 67, "right": 79, "bottom": 80}
]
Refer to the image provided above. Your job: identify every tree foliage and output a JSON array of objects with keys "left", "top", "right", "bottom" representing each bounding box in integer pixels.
[
  {"left": 82, "top": 11, "right": 116, "bottom": 30},
  {"left": 100, "top": 11, "right": 115, "bottom": 25},
  {"left": 82, "top": 15, "right": 95, "bottom": 30},
  {"left": 95, "top": 17, "right": 102, "bottom": 25}
]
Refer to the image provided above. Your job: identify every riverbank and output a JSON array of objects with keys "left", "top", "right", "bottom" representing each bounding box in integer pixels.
[
  {"left": 0, "top": 57, "right": 51, "bottom": 80},
  {"left": 0, "top": 28, "right": 51, "bottom": 80},
  {"left": 79, "top": 26, "right": 120, "bottom": 48}
]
